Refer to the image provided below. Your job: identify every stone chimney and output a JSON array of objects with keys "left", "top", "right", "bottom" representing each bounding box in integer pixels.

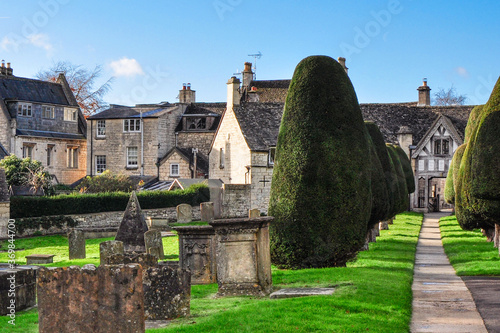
[
  {"left": 227, "top": 76, "right": 241, "bottom": 107},
  {"left": 397, "top": 126, "right": 413, "bottom": 157},
  {"left": 338, "top": 57, "right": 348, "bottom": 74},
  {"left": 0, "top": 61, "right": 13, "bottom": 76},
  {"left": 179, "top": 83, "right": 196, "bottom": 104},
  {"left": 417, "top": 78, "right": 431, "bottom": 106},
  {"left": 242, "top": 62, "right": 253, "bottom": 88}
]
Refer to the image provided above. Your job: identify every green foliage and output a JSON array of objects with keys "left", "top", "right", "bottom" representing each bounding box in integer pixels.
[
  {"left": 386, "top": 145, "right": 409, "bottom": 214},
  {"left": 76, "top": 170, "right": 134, "bottom": 193},
  {"left": 269, "top": 56, "right": 372, "bottom": 269},
  {"left": 14, "top": 215, "right": 77, "bottom": 235},
  {"left": 0, "top": 154, "right": 53, "bottom": 193},
  {"left": 394, "top": 145, "right": 415, "bottom": 194},
  {"left": 444, "top": 158, "right": 455, "bottom": 204},
  {"left": 464, "top": 105, "right": 484, "bottom": 143},
  {"left": 10, "top": 184, "right": 210, "bottom": 218}
]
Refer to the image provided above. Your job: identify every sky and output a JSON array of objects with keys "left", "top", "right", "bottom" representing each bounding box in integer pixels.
[{"left": 1, "top": 1, "right": 499, "bottom": 107}]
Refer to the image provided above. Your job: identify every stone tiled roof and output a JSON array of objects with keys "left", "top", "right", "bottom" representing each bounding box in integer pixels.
[
  {"left": 159, "top": 147, "right": 209, "bottom": 174},
  {"left": 247, "top": 80, "right": 290, "bottom": 103},
  {"left": 88, "top": 105, "right": 177, "bottom": 120},
  {"left": 16, "top": 129, "right": 86, "bottom": 140},
  {"left": 0, "top": 75, "right": 69, "bottom": 105},
  {"left": 233, "top": 102, "right": 284, "bottom": 151},
  {"left": 183, "top": 103, "right": 226, "bottom": 116}
]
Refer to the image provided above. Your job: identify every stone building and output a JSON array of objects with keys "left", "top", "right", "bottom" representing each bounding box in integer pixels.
[
  {"left": 209, "top": 62, "right": 474, "bottom": 213},
  {"left": 0, "top": 61, "right": 87, "bottom": 184},
  {"left": 86, "top": 85, "right": 222, "bottom": 182}
]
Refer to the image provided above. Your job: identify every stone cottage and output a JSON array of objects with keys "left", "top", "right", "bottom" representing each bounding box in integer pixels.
[
  {"left": 209, "top": 61, "right": 474, "bottom": 213},
  {"left": 0, "top": 61, "right": 87, "bottom": 184}
]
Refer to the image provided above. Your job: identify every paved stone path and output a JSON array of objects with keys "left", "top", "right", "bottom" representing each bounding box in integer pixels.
[{"left": 411, "top": 212, "right": 488, "bottom": 333}]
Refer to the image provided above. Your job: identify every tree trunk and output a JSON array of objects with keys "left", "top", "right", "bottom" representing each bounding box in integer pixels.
[
  {"left": 379, "top": 221, "right": 389, "bottom": 230},
  {"left": 361, "top": 232, "right": 370, "bottom": 251},
  {"left": 495, "top": 224, "right": 500, "bottom": 249},
  {"left": 482, "top": 227, "right": 495, "bottom": 243},
  {"left": 388, "top": 217, "right": 394, "bottom": 225}
]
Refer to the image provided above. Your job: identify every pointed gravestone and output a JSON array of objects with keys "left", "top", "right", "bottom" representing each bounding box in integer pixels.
[{"left": 115, "top": 192, "right": 149, "bottom": 253}]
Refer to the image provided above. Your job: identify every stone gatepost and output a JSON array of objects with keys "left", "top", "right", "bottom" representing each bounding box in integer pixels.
[
  {"left": 68, "top": 229, "right": 86, "bottom": 259},
  {"left": 99, "top": 240, "right": 124, "bottom": 265},
  {"left": 144, "top": 230, "right": 164, "bottom": 259},
  {"left": 176, "top": 204, "right": 193, "bottom": 223},
  {"left": 37, "top": 264, "right": 145, "bottom": 333},
  {"left": 0, "top": 168, "right": 10, "bottom": 239},
  {"left": 200, "top": 202, "right": 214, "bottom": 222},
  {"left": 210, "top": 216, "right": 273, "bottom": 296},
  {"left": 173, "top": 225, "right": 217, "bottom": 285}
]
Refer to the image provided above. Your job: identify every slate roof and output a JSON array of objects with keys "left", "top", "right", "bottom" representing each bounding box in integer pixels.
[
  {"left": 0, "top": 142, "right": 8, "bottom": 159},
  {"left": 88, "top": 105, "right": 178, "bottom": 120},
  {"left": 159, "top": 147, "right": 209, "bottom": 174},
  {"left": 16, "top": 129, "right": 86, "bottom": 140},
  {"left": 233, "top": 102, "right": 284, "bottom": 151},
  {"left": 247, "top": 80, "right": 290, "bottom": 103},
  {"left": 183, "top": 103, "right": 226, "bottom": 116},
  {"left": 0, "top": 75, "right": 69, "bottom": 105}
]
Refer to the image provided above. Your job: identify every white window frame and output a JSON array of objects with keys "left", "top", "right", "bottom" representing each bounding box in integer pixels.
[
  {"left": 123, "top": 119, "right": 141, "bottom": 132},
  {"left": 64, "top": 108, "right": 77, "bottom": 122},
  {"left": 96, "top": 120, "right": 106, "bottom": 137},
  {"left": 127, "top": 147, "right": 138, "bottom": 168},
  {"left": 22, "top": 143, "right": 35, "bottom": 159},
  {"left": 67, "top": 146, "right": 79, "bottom": 168},
  {"left": 17, "top": 103, "right": 32, "bottom": 117},
  {"left": 170, "top": 163, "right": 180, "bottom": 177},
  {"left": 95, "top": 155, "right": 106, "bottom": 174},
  {"left": 418, "top": 160, "right": 425, "bottom": 171},
  {"left": 428, "top": 160, "right": 435, "bottom": 171},
  {"left": 42, "top": 105, "right": 55, "bottom": 119}
]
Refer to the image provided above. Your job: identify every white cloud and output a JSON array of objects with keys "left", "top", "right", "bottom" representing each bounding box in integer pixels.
[
  {"left": 27, "top": 33, "right": 53, "bottom": 56},
  {"left": 110, "top": 57, "right": 145, "bottom": 77},
  {"left": 455, "top": 66, "right": 469, "bottom": 78},
  {"left": 1, "top": 36, "right": 17, "bottom": 51}
]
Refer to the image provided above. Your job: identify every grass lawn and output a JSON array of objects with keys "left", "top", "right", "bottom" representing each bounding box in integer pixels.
[
  {"left": 0, "top": 212, "right": 423, "bottom": 333},
  {"left": 440, "top": 215, "right": 500, "bottom": 276}
]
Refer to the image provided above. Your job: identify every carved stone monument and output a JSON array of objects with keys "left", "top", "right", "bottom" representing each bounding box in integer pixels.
[
  {"left": 99, "top": 240, "right": 124, "bottom": 265},
  {"left": 210, "top": 216, "right": 273, "bottom": 296},
  {"left": 200, "top": 202, "right": 214, "bottom": 222},
  {"left": 144, "top": 230, "right": 164, "bottom": 259},
  {"left": 115, "top": 192, "right": 148, "bottom": 253},
  {"left": 173, "top": 225, "right": 217, "bottom": 284},
  {"left": 68, "top": 229, "right": 86, "bottom": 259},
  {"left": 176, "top": 204, "right": 192, "bottom": 223}
]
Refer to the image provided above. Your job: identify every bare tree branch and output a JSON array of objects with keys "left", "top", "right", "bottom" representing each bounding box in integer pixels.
[{"left": 433, "top": 85, "right": 467, "bottom": 106}]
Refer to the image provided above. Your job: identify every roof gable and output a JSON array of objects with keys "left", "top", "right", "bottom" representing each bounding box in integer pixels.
[
  {"left": 413, "top": 115, "right": 463, "bottom": 157},
  {"left": 0, "top": 75, "right": 69, "bottom": 105}
]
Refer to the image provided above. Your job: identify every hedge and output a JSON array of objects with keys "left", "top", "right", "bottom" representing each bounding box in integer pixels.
[{"left": 10, "top": 184, "right": 210, "bottom": 218}]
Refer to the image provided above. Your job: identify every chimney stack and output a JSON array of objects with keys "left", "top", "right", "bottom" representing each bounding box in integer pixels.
[
  {"left": 227, "top": 76, "right": 241, "bottom": 107},
  {"left": 242, "top": 62, "right": 254, "bottom": 88},
  {"left": 179, "top": 83, "right": 196, "bottom": 103},
  {"left": 417, "top": 78, "right": 431, "bottom": 106},
  {"left": 0, "top": 60, "right": 13, "bottom": 76},
  {"left": 338, "top": 57, "right": 348, "bottom": 74}
]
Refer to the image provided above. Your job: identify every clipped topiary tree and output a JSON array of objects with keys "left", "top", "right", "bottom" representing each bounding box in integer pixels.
[
  {"left": 444, "top": 159, "right": 455, "bottom": 204},
  {"left": 394, "top": 145, "right": 415, "bottom": 195},
  {"left": 268, "top": 56, "right": 372, "bottom": 269},
  {"left": 386, "top": 144, "right": 409, "bottom": 214}
]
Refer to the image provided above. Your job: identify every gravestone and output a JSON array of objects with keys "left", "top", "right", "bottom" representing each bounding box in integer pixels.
[
  {"left": 37, "top": 264, "right": 145, "bottom": 333},
  {"left": 200, "top": 202, "right": 214, "bottom": 222},
  {"left": 210, "top": 216, "right": 273, "bottom": 296},
  {"left": 26, "top": 254, "right": 55, "bottom": 264},
  {"left": 68, "top": 229, "right": 86, "bottom": 259},
  {"left": 143, "top": 263, "right": 191, "bottom": 320},
  {"left": 107, "top": 253, "right": 158, "bottom": 271},
  {"left": 144, "top": 230, "right": 164, "bottom": 259},
  {"left": 0, "top": 265, "right": 38, "bottom": 316},
  {"left": 249, "top": 209, "right": 260, "bottom": 218},
  {"left": 173, "top": 225, "right": 217, "bottom": 284},
  {"left": 176, "top": 204, "right": 192, "bottom": 223},
  {"left": 99, "top": 240, "right": 124, "bottom": 265},
  {"left": 115, "top": 191, "right": 148, "bottom": 253}
]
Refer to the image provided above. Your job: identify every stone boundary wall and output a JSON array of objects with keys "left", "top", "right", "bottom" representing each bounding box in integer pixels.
[
  {"left": 5, "top": 206, "right": 202, "bottom": 239},
  {"left": 221, "top": 184, "right": 251, "bottom": 218},
  {"left": 0, "top": 202, "right": 10, "bottom": 239}
]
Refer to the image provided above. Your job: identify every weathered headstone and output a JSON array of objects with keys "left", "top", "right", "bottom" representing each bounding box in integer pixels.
[
  {"left": 99, "top": 240, "right": 124, "bottom": 265},
  {"left": 210, "top": 216, "right": 273, "bottom": 296},
  {"left": 176, "top": 204, "right": 192, "bottom": 223},
  {"left": 0, "top": 265, "right": 38, "bottom": 316},
  {"left": 200, "top": 202, "right": 214, "bottom": 222},
  {"left": 143, "top": 263, "right": 191, "bottom": 320},
  {"left": 68, "top": 229, "right": 86, "bottom": 259},
  {"left": 173, "top": 225, "right": 217, "bottom": 284},
  {"left": 115, "top": 191, "right": 148, "bottom": 253},
  {"left": 25, "top": 254, "right": 55, "bottom": 264},
  {"left": 249, "top": 209, "right": 260, "bottom": 218},
  {"left": 107, "top": 253, "right": 158, "bottom": 271},
  {"left": 37, "top": 264, "right": 145, "bottom": 333},
  {"left": 144, "top": 230, "right": 164, "bottom": 259},
  {"left": 0, "top": 168, "right": 10, "bottom": 239}
]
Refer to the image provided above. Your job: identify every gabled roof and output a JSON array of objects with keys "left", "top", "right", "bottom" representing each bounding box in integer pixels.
[
  {"left": 0, "top": 75, "right": 70, "bottom": 105},
  {"left": 159, "top": 146, "right": 209, "bottom": 174},
  {"left": 88, "top": 105, "right": 178, "bottom": 120},
  {"left": 246, "top": 80, "right": 290, "bottom": 103},
  {"left": 183, "top": 103, "right": 225, "bottom": 116},
  {"left": 168, "top": 178, "right": 223, "bottom": 191},
  {"left": 412, "top": 115, "right": 464, "bottom": 157},
  {"left": 233, "top": 102, "right": 284, "bottom": 151}
]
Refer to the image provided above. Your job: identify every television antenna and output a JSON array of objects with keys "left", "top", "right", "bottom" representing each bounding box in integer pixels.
[{"left": 248, "top": 51, "right": 262, "bottom": 80}]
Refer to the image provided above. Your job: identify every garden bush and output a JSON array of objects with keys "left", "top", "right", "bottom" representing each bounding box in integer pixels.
[
  {"left": 386, "top": 144, "right": 409, "bottom": 214},
  {"left": 76, "top": 170, "right": 134, "bottom": 193},
  {"left": 268, "top": 56, "right": 372, "bottom": 269},
  {"left": 394, "top": 145, "right": 415, "bottom": 194}
]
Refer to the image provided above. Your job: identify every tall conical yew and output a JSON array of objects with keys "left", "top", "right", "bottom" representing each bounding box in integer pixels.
[
  {"left": 387, "top": 144, "right": 409, "bottom": 214},
  {"left": 268, "top": 56, "right": 372, "bottom": 269},
  {"left": 394, "top": 145, "right": 415, "bottom": 195}
]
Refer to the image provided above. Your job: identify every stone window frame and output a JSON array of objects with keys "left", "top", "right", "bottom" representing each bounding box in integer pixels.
[
  {"left": 126, "top": 147, "right": 138, "bottom": 168},
  {"left": 268, "top": 147, "right": 276, "bottom": 167},
  {"left": 95, "top": 155, "right": 106, "bottom": 174},
  {"left": 64, "top": 108, "right": 77, "bottom": 122},
  {"left": 46, "top": 144, "right": 55, "bottom": 166},
  {"left": 186, "top": 117, "right": 207, "bottom": 130},
  {"left": 67, "top": 146, "right": 79, "bottom": 169},
  {"left": 22, "top": 143, "right": 35, "bottom": 159},
  {"left": 42, "top": 105, "right": 55, "bottom": 119},
  {"left": 17, "top": 102, "right": 32, "bottom": 117},
  {"left": 123, "top": 119, "right": 141, "bottom": 133},
  {"left": 96, "top": 120, "right": 106, "bottom": 138},
  {"left": 170, "top": 163, "right": 180, "bottom": 177}
]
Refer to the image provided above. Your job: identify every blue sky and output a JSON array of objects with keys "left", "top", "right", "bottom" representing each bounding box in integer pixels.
[{"left": 1, "top": 1, "right": 499, "bottom": 106}]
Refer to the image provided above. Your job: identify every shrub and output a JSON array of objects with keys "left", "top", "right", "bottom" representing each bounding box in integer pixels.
[
  {"left": 76, "top": 170, "right": 134, "bottom": 193},
  {"left": 444, "top": 159, "right": 455, "bottom": 204},
  {"left": 268, "top": 56, "right": 372, "bottom": 269},
  {"left": 10, "top": 184, "right": 210, "bottom": 218},
  {"left": 394, "top": 145, "right": 415, "bottom": 194},
  {"left": 0, "top": 155, "right": 53, "bottom": 194},
  {"left": 386, "top": 144, "right": 409, "bottom": 214}
]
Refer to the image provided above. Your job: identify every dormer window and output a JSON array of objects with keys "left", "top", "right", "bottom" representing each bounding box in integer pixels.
[
  {"left": 64, "top": 108, "right": 77, "bottom": 121},
  {"left": 434, "top": 139, "right": 449, "bottom": 155},
  {"left": 42, "top": 106, "right": 55, "bottom": 119},
  {"left": 187, "top": 117, "right": 206, "bottom": 130},
  {"left": 17, "top": 103, "right": 32, "bottom": 117}
]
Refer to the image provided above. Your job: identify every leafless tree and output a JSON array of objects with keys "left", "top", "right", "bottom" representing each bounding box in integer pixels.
[
  {"left": 433, "top": 85, "right": 467, "bottom": 106},
  {"left": 36, "top": 61, "right": 113, "bottom": 116}
]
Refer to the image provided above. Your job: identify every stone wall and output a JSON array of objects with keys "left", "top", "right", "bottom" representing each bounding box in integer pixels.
[
  {"left": 0, "top": 168, "right": 10, "bottom": 238},
  {"left": 221, "top": 184, "right": 251, "bottom": 218},
  {"left": 250, "top": 152, "right": 274, "bottom": 214},
  {"left": 177, "top": 132, "right": 215, "bottom": 156},
  {"left": 158, "top": 150, "right": 192, "bottom": 180}
]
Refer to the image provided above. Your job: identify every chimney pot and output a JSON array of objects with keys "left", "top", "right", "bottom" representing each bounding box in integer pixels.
[
  {"left": 187, "top": 83, "right": 191, "bottom": 90},
  {"left": 423, "top": 78, "right": 427, "bottom": 86},
  {"left": 182, "top": 83, "right": 186, "bottom": 90},
  {"left": 6, "top": 63, "right": 10, "bottom": 69},
  {"left": 1, "top": 61, "right": 4, "bottom": 68},
  {"left": 244, "top": 62, "right": 252, "bottom": 72}
]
